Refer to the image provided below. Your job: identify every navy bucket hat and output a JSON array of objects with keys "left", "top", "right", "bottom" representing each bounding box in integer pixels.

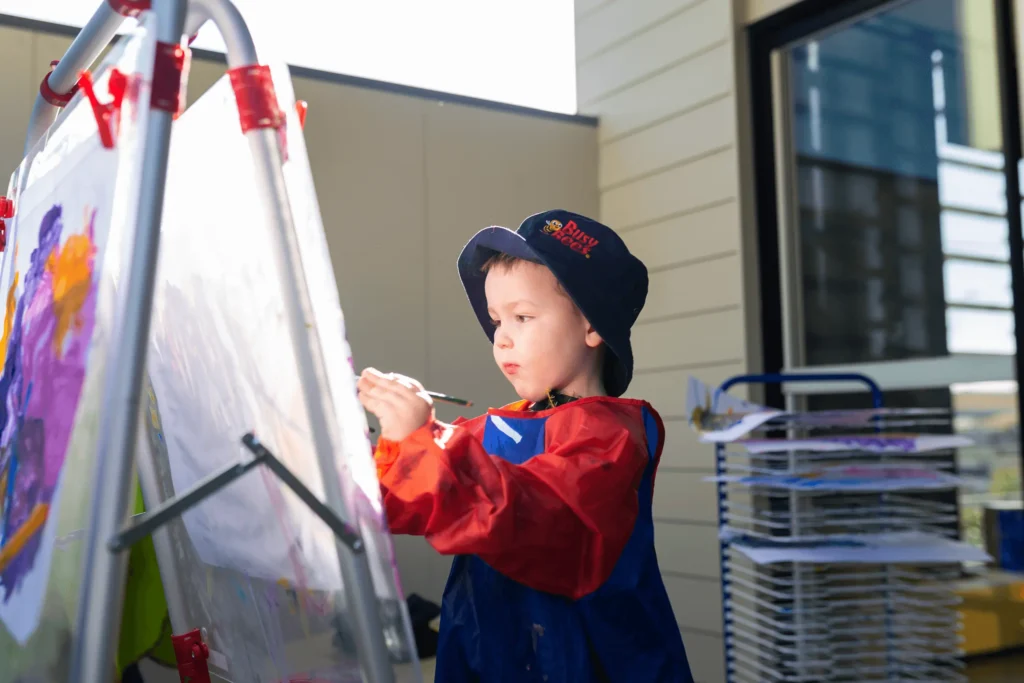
[{"left": 457, "top": 210, "right": 648, "bottom": 398}]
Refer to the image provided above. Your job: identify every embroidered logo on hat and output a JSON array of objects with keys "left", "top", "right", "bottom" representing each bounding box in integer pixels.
[{"left": 542, "top": 218, "right": 600, "bottom": 258}]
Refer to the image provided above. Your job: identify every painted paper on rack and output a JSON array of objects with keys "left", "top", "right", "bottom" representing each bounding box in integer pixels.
[
  {"left": 687, "top": 376, "right": 964, "bottom": 444},
  {"left": 723, "top": 530, "right": 992, "bottom": 565},
  {"left": 706, "top": 465, "right": 967, "bottom": 491}
]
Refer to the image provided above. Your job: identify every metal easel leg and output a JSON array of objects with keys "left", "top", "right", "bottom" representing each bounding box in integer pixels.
[
  {"left": 133, "top": 385, "right": 192, "bottom": 645},
  {"left": 67, "top": 2, "right": 190, "bottom": 682}
]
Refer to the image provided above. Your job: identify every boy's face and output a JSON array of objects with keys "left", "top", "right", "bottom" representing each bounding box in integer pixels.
[{"left": 484, "top": 261, "right": 602, "bottom": 402}]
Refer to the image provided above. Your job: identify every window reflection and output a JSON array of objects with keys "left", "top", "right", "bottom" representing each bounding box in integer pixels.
[
  {"left": 791, "top": 0, "right": 1015, "bottom": 365},
  {"left": 786, "top": 0, "right": 1022, "bottom": 549},
  {"left": 953, "top": 381, "right": 1021, "bottom": 547}
]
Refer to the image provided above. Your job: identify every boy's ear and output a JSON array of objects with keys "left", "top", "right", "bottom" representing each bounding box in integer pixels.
[{"left": 584, "top": 320, "right": 603, "bottom": 349}]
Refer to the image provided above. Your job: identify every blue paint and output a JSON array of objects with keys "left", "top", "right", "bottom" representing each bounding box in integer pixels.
[
  {"left": 0, "top": 381, "right": 32, "bottom": 550},
  {"left": 0, "top": 449, "right": 16, "bottom": 548}
]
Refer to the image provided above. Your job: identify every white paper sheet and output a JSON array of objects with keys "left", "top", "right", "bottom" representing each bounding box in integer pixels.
[
  {"left": 724, "top": 530, "right": 991, "bottom": 565},
  {"left": 706, "top": 465, "right": 967, "bottom": 491},
  {"left": 0, "top": 18, "right": 156, "bottom": 648}
]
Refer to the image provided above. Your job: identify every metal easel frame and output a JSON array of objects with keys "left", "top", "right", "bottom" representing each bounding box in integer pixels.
[{"left": 19, "top": 2, "right": 396, "bottom": 682}]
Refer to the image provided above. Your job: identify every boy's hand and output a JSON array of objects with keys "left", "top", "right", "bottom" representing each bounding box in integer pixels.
[{"left": 357, "top": 368, "right": 434, "bottom": 442}]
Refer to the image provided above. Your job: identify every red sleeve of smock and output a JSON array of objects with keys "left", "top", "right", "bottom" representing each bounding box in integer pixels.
[{"left": 372, "top": 400, "right": 651, "bottom": 600}]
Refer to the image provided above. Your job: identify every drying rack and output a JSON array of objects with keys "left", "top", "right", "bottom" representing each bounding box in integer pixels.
[{"left": 707, "top": 372, "right": 985, "bottom": 683}]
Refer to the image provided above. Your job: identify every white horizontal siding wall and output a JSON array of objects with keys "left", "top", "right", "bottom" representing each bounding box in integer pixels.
[{"left": 575, "top": 1, "right": 754, "bottom": 681}]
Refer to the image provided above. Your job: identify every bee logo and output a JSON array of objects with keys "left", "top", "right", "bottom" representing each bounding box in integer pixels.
[{"left": 542, "top": 218, "right": 599, "bottom": 258}]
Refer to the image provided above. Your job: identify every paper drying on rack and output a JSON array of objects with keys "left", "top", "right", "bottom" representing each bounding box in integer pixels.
[
  {"left": 723, "top": 530, "right": 991, "bottom": 565},
  {"left": 706, "top": 465, "right": 966, "bottom": 491},
  {"left": 686, "top": 376, "right": 959, "bottom": 444},
  {"left": 738, "top": 434, "right": 973, "bottom": 454},
  {"left": 686, "top": 376, "right": 783, "bottom": 441}
]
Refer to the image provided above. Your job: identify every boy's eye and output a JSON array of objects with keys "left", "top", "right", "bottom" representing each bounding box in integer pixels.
[
  {"left": 515, "top": 315, "right": 532, "bottom": 323},
  {"left": 489, "top": 319, "right": 501, "bottom": 328}
]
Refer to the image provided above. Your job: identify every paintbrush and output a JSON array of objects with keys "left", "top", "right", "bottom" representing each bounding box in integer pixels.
[
  {"left": 368, "top": 390, "right": 473, "bottom": 434},
  {"left": 425, "top": 391, "right": 473, "bottom": 407}
]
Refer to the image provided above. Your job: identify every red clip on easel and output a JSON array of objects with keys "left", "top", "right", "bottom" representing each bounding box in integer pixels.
[
  {"left": 171, "top": 629, "right": 212, "bottom": 683},
  {"left": 78, "top": 69, "right": 129, "bottom": 149},
  {"left": 0, "top": 196, "right": 14, "bottom": 252}
]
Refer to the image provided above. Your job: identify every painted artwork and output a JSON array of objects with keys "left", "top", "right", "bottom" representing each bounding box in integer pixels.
[
  {"left": 0, "top": 13, "right": 157, "bottom": 678},
  {"left": 0, "top": 157, "right": 119, "bottom": 650},
  {"left": 0, "top": 206, "right": 98, "bottom": 598},
  {"left": 144, "top": 60, "right": 418, "bottom": 680}
]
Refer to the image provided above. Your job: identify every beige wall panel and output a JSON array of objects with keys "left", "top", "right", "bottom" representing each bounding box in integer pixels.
[
  {"left": 30, "top": 31, "right": 72, "bottom": 82},
  {"left": 665, "top": 573, "right": 724, "bottom": 634},
  {"left": 577, "top": 0, "right": 729, "bottom": 107},
  {"left": 600, "top": 95, "right": 736, "bottom": 189},
  {"left": 653, "top": 471, "right": 719, "bottom": 524},
  {"left": 661, "top": 424, "right": 718, "bottom": 473},
  {"left": 632, "top": 309, "right": 745, "bottom": 371},
  {"left": 601, "top": 148, "right": 738, "bottom": 230},
  {"left": 577, "top": 0, "right": 719, "bottom": 63},
  {"left": 0, "top": 27, "right": 37, "bottom": 173},
  {"left": 655, "top": 521, "right": 721, "bottom": 579},
  {"left": 640, "top": 254, "right": 744, "bottom": 323},
  {"left": 183, "top": 56, "right": 226, "bottom": 106},
  {"left": 620, "top": 200, "right": 741, "bottom": 270},
  {"left": 301, "top": 82, "right": 431, "bottom": 385},
  {"left": 591, "top": 43, "right": 732, "bottom": 142},
  {"left": 681, "top": 629, "right": 726, "bottom": 683}
]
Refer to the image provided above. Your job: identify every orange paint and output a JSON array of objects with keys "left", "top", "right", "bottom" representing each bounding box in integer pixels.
[
  {"left": 46, "top": 231, "right": 96, "bottom": 356},
  {"left": 0, "top": 270, "right": 19, "bottom": 366},
  {"left": 0, "top": 502, "right": 49, "bottom": 574}
]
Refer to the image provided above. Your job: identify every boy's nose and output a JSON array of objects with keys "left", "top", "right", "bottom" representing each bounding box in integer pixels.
[{"left": 495, "top": 329, "right": 513, "bottom": 349}]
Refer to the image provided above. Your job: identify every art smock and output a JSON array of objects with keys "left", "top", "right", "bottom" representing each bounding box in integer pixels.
[{"left": 374, "top": 396, "right": 694, "bottom": 682}]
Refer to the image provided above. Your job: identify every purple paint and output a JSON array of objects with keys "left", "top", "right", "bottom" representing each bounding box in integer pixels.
[{"left": 0, "top": 205, "right": 98, "bottom": 600}]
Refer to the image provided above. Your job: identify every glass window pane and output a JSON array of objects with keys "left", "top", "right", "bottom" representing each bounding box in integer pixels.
[
  {"left": 943, "top": 260, "right": 1012, "bottom": 308},
  {"left": 781, "top": 0, "right": 1023, "bottom": 549},
  {"left": 940, "top": 210, "right": 1009, "bottom": 261},
  {"left": 786, "top": 0, "right": 1016, "bottom": 367},
  {"left": 938, "top": 162, "right": 1006, "bottom": 214},
  {"left": 946, "top": 307, "right": 1016, "bottom": 354},
  {"left": 953, "top": 381, "right": 1022, "bottom": 548}
]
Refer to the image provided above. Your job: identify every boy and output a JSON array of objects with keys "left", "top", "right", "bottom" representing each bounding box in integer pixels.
[{"left": 357, "top": 210, "right": 693, "bottom": 682}]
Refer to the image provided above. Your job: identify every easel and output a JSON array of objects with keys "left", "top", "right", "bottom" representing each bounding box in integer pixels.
[{"left": 18, "top": 2, "right": 400, "bottom": 682}]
